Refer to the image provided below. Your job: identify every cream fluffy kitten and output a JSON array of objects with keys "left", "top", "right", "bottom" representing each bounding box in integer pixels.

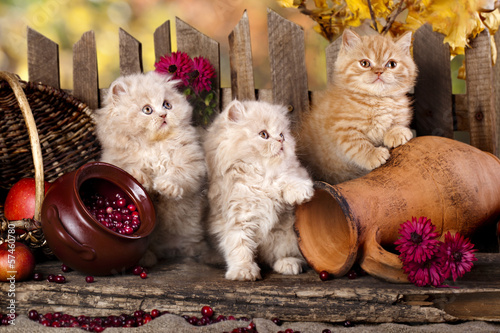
[
  {"left": 204, "top": 100, "right": 314, "bottom": 281},
  {"left": 298, "top": 29, "right": 417, "bottom": 184},
  {"left": 94, "top": 71, "right": 207, "bottom": 266}
]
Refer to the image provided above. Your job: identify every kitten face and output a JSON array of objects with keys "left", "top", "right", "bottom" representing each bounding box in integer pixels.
[
  {"left": 102, "top": 71, "right": 192, "bottom": 142},
  {"left": 335, "top": 30, "right": 417, "bottom": 97},
  {"left": 221, "top": 100, "right": 295, "bottom": 163}
]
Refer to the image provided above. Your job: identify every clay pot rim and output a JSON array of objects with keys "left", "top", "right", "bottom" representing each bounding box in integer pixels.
[{"left": 73, "top": 161, "right": 156, "bottom": 240}]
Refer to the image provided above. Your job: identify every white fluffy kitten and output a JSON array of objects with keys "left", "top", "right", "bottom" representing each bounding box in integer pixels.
[
  {"left": 94, "top": 71, "right": 207, "bottom": 266},
  {"left": 204, "top": 100, "right": 314, "bottom": 281}
]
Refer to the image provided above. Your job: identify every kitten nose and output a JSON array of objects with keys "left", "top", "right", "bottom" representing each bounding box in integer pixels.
[
  {"left": 374, "top": 69, "right": 384, "bottom": 76},
  {"left": 160, "top": 114, "right": 167, "bottom": 119}
]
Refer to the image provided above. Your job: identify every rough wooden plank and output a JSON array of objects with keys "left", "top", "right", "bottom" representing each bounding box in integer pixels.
[
  {"left": 27, "top": 27, "right": 60, "bottom": 89},
  {"left": 153, "top": 20, "right": 171, "bottom": 63},
  {"left": 228, "top": 10, "right": 256, "bottom": 101},
  {"left": 4, "top": 254, "right": 500, "bottom": 323},
  {"left": 119, "top": 28, "right": 143, "bottom": 76},
  {"left": 325, "top": 37, "right": 342, "bottom": 86},
  {"left": 413, "top": 24, "right": 453, "bottom": 138},
  {"left": 267, "top": 8, "right": 308, "bottom": 123},
  {"left": 465, "top": 29, "right": 498, "bottom": 154},
  {"left": 454, "top": 94, "right": 469, "bottom": 132},
  {"left": 73, "top": 31, "right": 99, "bottom": 110},
  {"left": 176, "top": 17, "right": 220, "bottom": 120}
]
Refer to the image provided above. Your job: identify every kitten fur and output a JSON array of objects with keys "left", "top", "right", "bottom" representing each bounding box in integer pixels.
[
  {"left": 204, "top": 100, "right": 314, "bottom": 281},
  {"left": 297, "top": 29, "right": 417, "bottom": 184},
  {"left": 94, "top": 71, "right": 207, "bottom": 266}
]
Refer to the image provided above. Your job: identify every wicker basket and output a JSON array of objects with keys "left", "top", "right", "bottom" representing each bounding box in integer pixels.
[{"left": 0, "top": 71, "right": 101, "bottom": 256}]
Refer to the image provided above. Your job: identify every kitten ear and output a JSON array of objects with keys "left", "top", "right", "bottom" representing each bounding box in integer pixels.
[
  {"left": 395, "top": 31, "right": 413, "bottom": 55},
  {"left": 341, "top": 29, "right": 362, "bottom": 51},
  {"left": 106, "top": 79, "right": 128, "bottom": 105},
  {"left": 225, "top": 100, "right": 246, "bottom": 122}
]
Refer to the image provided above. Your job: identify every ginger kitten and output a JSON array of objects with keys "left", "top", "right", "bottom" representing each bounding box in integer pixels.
[{"left": 298, "top": 29, "right": 417, "bottom": 184}]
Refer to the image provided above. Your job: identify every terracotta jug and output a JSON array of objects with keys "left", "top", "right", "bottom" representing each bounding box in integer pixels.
[{"left": 295, "top": 136, "right": 500, "bottom": 283}]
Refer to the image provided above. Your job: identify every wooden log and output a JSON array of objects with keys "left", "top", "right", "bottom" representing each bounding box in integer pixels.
[
  {"left": 267, "top": 8, "right": 309, "bottom": 123},
  {"left": 4, "top": 254, "right": 500, "bottom": 322},
  {"left": 27, "top": 27, "right": 60, "bottom": 89},
  {"left": 413, "top": 24, "right": 453, "bottom": 138},
  {"left": 153, "top": 20, "right": 171, "bottom": 63},
  {"left": 228, "top": 10, "right": 256, "bottom": 101},
  {"left": 465, "top": 29, "right": 498, "bottom": 154},
  {"left": 119, "top": 28, "right": 143, "bottom": 76},
  {"left": 73, "top": 31, "right": 99, "bottom": 110},
  {"left": 325, "top": 37, "right": 341, "bottom": 86}
]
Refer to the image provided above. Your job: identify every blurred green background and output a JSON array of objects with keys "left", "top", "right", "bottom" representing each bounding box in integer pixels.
[
  {"left": 0, "top": 0, "right": 465, "bottom": 93},
  {"left": 0, "top": 0, "right": 330, "bottom": 90}
]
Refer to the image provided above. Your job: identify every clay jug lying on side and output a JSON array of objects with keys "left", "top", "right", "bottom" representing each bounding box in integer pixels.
[{"left": 295, "top": 136, "right": 500, "bottom": 283}]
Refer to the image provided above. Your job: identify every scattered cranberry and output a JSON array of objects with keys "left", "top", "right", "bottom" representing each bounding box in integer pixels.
[
  {"left": 132, "top": 265, "right": 144, "bottom": 275},
  {"left": 85, "top": 276, "right": 94, "bottom": 283},
  {"left": 46, "top": 274, "right": 55, "bottom": 282},
  {"left": 54, "top": 274, "right": 66, "bottom": 283},
  {"left": 32, "top": 272, "right": 44, "bottom": 281},
  {"left": 61, "top": 264, "right": 72, "bottom": 273},
  {"left": 347, "top": 270, "right": 357, "bottom": 280},
  {"left": 344, "top": 320, "right": 354, "bottom": 327},
  {"left": 272, "top": 317, "right": 283, "bottom": 326},
  {"left": 319, "top": 270, "right": 331, "bottom": 281},
  {"left": 28, "top": 310, "right": 39, "bottom": 321},
  {"left": 151, "top": 309, "right": 160, "bottom": 318},
  {"left": 140, "top": 271, "right": 148, "bottom": 279},
  {"left": 322, "top": 330, "right": 332, "bottom": 333},
  {"left": 201, "top": 305, "right": 214, "bottom": 318}
]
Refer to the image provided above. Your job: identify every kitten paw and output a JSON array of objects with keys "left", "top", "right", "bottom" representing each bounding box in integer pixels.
[
  {"left": 225, "top": 262, "right": 261, "bottom": 281},
  {"left": 384, "top": 127, "right": 413, "bottom": 148},
  {"left": 283, "top": 180, "right": 314, "bottom": 205},
  {"left": 360, "top": 146, "right": 390, "bottom": 170},
  {"left": 130, "top": 170, "right": 153, "bottom": 190},
  {"left": 154, "top": 181, "right": 184, "bottom": 199},
  {"left": 273, "top": 257, "right": 304, "bottom": 275}
]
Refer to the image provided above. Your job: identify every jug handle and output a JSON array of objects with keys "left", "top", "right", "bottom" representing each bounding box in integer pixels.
[
  {"left": 45, "top": 205, "right": 96, "bottom": 261},
  {"left": 359, "top": 228, "right": 408, "bottom": 283}
]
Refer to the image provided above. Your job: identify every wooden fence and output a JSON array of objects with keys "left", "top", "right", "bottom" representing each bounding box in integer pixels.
[{"left": 21, "top": 9, "right": 500, "bottom": 156}]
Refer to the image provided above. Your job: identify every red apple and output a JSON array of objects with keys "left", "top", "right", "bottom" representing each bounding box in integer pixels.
[
  {"left": 0, "top": 241, "right": 36, "bottom": 282},
  {"left": 4, "top": 178, "right": 51, "bottom": 220}
]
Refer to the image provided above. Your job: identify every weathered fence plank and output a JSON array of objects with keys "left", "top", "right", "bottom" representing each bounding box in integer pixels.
[
  {"left": 267, "top": 9, "right": 309, "bottom": 122},
  {"left": 325, "top": 37, "right": 342, "bottom": 85},
  {"left": 465, "top": 29, "right": 498, "bottom": 155},
  {"left": 27, "top": 27, "right": 60, "bottom": 89},
  {"left": 413, "top": 24, "right": 454, "bottom": 138},
  {"left": 119, "top": 28, "right": 143, "bottom": 76},
  {"left": 176, "top": 16, "right": 220, "bottom": 119},
  {"left": 73, "top": 31, "right": 99, "bottom": 110},
  {"left": 228, "top": 10, "right": 256, "bottom": 101},
  {"left": 153, "top": 20, "right": 172, "bottom": 63}
]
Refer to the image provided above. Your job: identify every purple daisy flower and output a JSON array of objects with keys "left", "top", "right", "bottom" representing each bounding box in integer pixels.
[
  {"left": 395, "top": 217, "right": 441, "bottom": 263},
  {"left": 437, "top": 231, "right": 477, "bottom": 282},
  {"left": 154, "top": 51, "right": 193, "bottom": 86},
  {"left": 190, "top": 56, "right": 216, "bottom": 93},
  {"left": 403, "top": 256, "right": 445, "bottom": 287}
]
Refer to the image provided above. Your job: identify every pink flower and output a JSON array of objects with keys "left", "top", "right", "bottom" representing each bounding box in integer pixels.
[
  {"left": 154, "top": 51, "right": 193, "bottom": 86},
  {"left": 190, "top": 56, "right": 216, "bottom": 93},
  {"left": 403, "top": 256, "right": 445, "bottom": 287},
  {"left": 437, "top": 231, "right": 477, "bottom": 282},
  {"left": 395, "top": 217, "right": 441, "bottom": 263}
]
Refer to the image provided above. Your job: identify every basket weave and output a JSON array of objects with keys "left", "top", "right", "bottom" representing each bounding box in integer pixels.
[{"left": 0, "top": 71, "right": 101, "bottom": 255}]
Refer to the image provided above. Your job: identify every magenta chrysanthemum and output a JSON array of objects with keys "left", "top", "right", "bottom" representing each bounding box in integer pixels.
[
  {"left": 191, "top": 56, "right": 216, "bottom": 93},
  {"left": 437, "top": 231, "right": 477, "bottom": 282},
  {"left": 403, "top": 256, "right": 445, "bottom": 287},
  {"left": 154, "top": 51, "right": 193, "bottom": 86},
  {"left": 395, "top": 216, "right": 441, "bottom": 263}
]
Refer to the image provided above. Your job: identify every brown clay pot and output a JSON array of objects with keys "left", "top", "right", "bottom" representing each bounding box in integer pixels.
[
  {"left": 41, "top": 162, "right": 156, "bottom": 275},
  {"left": 295, "top": 136, "right": 500, "bottom": 283}
]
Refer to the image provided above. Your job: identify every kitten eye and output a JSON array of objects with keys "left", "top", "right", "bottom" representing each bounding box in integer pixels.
[
  {"left": 385, "top": 60, "right": 397, "bottom": 68},
  {"left": 163, "top": 100, "right": 172, "bottom": 110},
  {"left": 259, "top": 130, "right": 269, "bottom": 139},
  {"left": 359, "top": 59, "right": 371, "bottom": 68},
  {"left": 142, "top": 105, "right": 154, "bottom": 115},
  {"left": 279, "top": 133, "right": 285, "bottom": 141}
]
